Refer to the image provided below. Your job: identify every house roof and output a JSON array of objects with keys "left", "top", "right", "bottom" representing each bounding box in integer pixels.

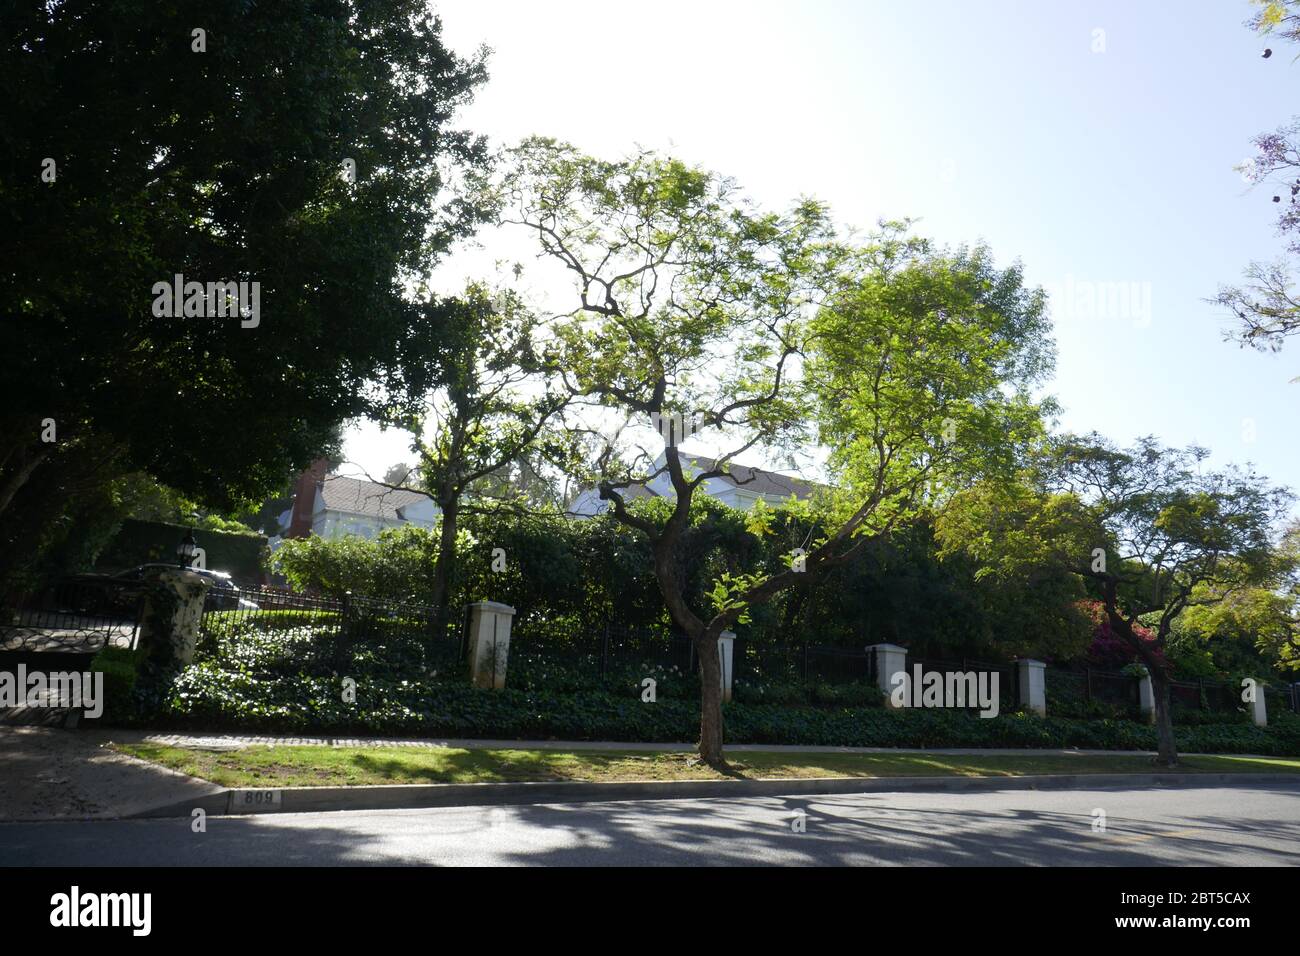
[
  {"left": 578, "top": 454, "right": 818, "bottom": 507},
  {"left": 614, "top": 484, "right": 661, "bottom": 501},
  {"left": 679, "top": 454, "right": 817, "bottom": 501},
  {"left": 318, "top": 476, "right": 432, "bottom": 521}
]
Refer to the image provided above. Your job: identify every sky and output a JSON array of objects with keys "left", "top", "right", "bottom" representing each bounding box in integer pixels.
[{"left": 343, "top": 0, "right": 1300, "bottom": 501}]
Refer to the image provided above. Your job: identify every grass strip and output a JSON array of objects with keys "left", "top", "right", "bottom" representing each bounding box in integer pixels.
[{"left": 113, "top": 743, "right": 1300, "bottom": 789}]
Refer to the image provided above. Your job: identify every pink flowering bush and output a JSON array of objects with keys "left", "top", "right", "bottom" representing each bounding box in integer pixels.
[{"left": 1076, "top": 600, "right": 1167, "bottom": 670}]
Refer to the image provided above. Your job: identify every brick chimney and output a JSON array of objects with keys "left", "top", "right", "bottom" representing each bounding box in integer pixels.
[{"left": 285, "top": 458, "right": 329, "bottom": 538}]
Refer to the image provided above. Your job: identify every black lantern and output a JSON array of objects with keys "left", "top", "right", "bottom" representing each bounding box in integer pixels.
[{"left": 176, "top": 528, "right": 198, "bottom": 569}]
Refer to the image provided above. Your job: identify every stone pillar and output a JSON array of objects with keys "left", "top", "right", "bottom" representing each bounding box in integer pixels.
[
  {"left": 1249, "top": 685, "right": 1267, "bottom": 728},
  {"left": 718, "top": 630, "right": 736, "bottom": 703},
  {"left": 138, "top": 568, "right": 212, "bottom": 668},
  {"left": 1016, "top": 658, "right": 1047, "bottom": 716},
  {"left": 466, "top": 601, "right": 515, "bottom": 690},
  {"left": 1137, "top": 668, "right": 1156, "bottom": 724},
  {"left": 868, "top": 643, "right": 909, "bottom": 709}
]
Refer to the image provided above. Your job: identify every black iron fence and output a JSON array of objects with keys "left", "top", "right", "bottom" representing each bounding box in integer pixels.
[
  {"left": 507, "top": 621, "right": 694, "bottom": 684},
  {"left": 1046, "top": 667, "right": 1140, "bottom": 717},
  {"left": 1265, "top": 682, "right": 1300, "bottom": 715},
  {"left": 735, "top": 642, "right": 882, "bottom": 686},
  {"left": 903, "top": 656, "right": 1019, "bottom": 711},
  {"left": 1044, "top": 666, "right": 1269, "bottom": 718},
  {"left": 197, "top": 586, "right": 462, "bottom": 675},
  {"left": 0, "top": 575, "right": 147, "bottom": 654},
  {"left": 1169, "top": 676, "right": 1241, "bottom": 713},
  {"left": 191, "top": 586, "right": 1300, "bottom": 717},
  {"left": 733, "top": 644, "right": 1015, "bottom": 705},
  {"left": 804, "top": 644, "right": 876, "bottom": 684},
  {"left": 734, "top": 640, "right": 806, "bottom": 685}
]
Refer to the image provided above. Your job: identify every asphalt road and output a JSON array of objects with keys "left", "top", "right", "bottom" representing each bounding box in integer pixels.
[{"left": 2, "top": 782, "right": 1299, "bottom": 866}]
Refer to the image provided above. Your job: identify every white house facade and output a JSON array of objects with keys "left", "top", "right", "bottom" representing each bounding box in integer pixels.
[{"left": 277, "top": 460, "right": 439, "bottom": 543}]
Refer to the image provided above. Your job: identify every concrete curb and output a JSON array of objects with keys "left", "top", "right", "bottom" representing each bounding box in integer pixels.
[{"left": 132, "top": 771, "right": 1300, "bottom": 819}]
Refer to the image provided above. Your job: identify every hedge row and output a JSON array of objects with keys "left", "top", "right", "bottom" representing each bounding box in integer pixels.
[{"left": 104, "top": 663, "right": 1300, "bottom": 756}]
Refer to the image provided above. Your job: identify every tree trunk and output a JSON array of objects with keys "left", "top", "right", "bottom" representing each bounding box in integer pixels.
[
  {"left": 1147, "top": 666, "right": 1179, "bottom": 768},
  {"left": 1103, "top": 597, "right": 1179, "bottom": 767},
  {"left": 696, "top": 630, "right": 725, "bottom": 767},
  {"left": 779, "top": 586, "right": 807, "bottom": 652},
  {"left": 645, "top": 511, "right": 720, "bottom": 766},
  {"left": 429, "top": 499, "right": 459, "bottom": 635},
  {"left": 0, "top": 444, "right": 52, "bottom": 518}
]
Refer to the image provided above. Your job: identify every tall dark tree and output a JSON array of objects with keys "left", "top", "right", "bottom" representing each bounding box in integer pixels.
[{"left": 0, "top": 1, "right": 490, "bottom": 549}]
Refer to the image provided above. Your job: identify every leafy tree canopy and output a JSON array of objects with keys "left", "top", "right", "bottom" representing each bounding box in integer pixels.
[{"left": 0, "top": 0, "right": 489, "bottom": 520}]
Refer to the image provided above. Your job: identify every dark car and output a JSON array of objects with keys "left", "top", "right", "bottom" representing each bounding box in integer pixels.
[
  {"left": 114, "top": 564, "right": 260, "bottom": 611},
  {"left": 67, "top": 565, "right": 259, "bottom": 613}
]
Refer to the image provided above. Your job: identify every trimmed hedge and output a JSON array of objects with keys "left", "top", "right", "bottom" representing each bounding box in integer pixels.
[
  {"left": 96, "top": 518, "right": 266, "bottom": 584},
  {"left": 121, "top": 663, "right": 1300, "bottom": 756}
]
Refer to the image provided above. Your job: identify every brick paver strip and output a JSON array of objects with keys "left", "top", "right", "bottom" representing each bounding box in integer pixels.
[{"left": 109, "top": 730, "right": 1283, "bottom": 760}]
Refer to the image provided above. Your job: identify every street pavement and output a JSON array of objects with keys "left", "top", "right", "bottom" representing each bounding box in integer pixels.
[{"left": 3, "top": 782, "right": 1298, "bottom": 866}]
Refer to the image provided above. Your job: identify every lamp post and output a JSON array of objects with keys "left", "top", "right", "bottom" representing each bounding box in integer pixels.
[{"left": 176, "top": 527, "right": 198, "bottom": 570}]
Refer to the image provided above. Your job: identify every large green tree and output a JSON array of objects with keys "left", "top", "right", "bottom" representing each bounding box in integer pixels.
[
  {"left": 365, "top": 285, "right": 573, "bottom": 630},
  {"left": 501, "top": 139, "right": 1054, "bottom": 765},
  {"left": 1176, "top": 520, "right": 1300, "bottom": 674},
  {"left": 0, "top": 1, "right": 489, "bottom": 548},
  {"left": 939, "top": 435, "right": 1292, "bottom": 766}
]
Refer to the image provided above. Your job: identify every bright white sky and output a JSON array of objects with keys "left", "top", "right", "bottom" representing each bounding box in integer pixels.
[{"left": 343, "top": 0, "right": 1300, "bottom": 504}]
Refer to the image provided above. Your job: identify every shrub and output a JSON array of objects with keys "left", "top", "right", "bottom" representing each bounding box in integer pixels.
[
  {"left": 1169, "top": 700, "right": 1251, "bottom": 726},
  {"left": 733, "top": 678, "right": 886, "bottom": 708},
  {"left": 144, "top": 602, "right": 1300, "bottom": 753},
  {"left": 88, "top": 646, "right": 140, "bottom": 723},
  {"left": 122, "top": 662, "right": 1300, "bottom": 756}
]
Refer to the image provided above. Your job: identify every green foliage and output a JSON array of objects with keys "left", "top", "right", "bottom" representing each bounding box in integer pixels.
[
  {"left": 268, "top": 493, "right": 1108, "bottom": 666},
  {"left": 269, "top": 497, "right": 764, "bottom": 634},
  {"left": 130, "top": 661, "right": 1300, "bottom": 755},
  {"left": 806, "top": 229, "right": 1054, "bottom": 535},
  {"left": 272, "top": 526, "right": 440, "bottom": 603},
  {"left": 0, "top": 0, "right": 490, "bottom": 560},
  {"left": 89, "top": 646, "right": 141, "bottom": 723},
  {"left": 123, "top": 606, "right": 1299, "bottom": 755},
  {"left": 1164, "top": 630, "right": 1226, "bottom": 680},
  {"left": 938, "top": 438, "right": 1294, "bottom": 686},
  {"left": 117, "top": 475, "right": 258, "bottom": 535},
  {"left": 1047, "top": 435, "right": 1291, "bottom": 626},
  {"left": 400, "top": 286, "right": 572, "bottom": 509},
  {"left": 1045, "top": 687, "right": 1134, "bottom": 721},
  {"left": 0, "top": 456, "right": 130, "bottom": 583},
  {"left": 1174, "top": 525, "right": 1300, "bottom": 674},
  {"left": 96, "top": 518, "right": 266, "bottom": 582},
  {"left": 734, "top": 679, "right": 887, "bottom": 708}
]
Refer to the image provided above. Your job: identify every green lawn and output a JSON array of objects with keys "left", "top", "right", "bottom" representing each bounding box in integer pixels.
[{"left": 113, "top": 743, "right": 1300, "bottom": 789}]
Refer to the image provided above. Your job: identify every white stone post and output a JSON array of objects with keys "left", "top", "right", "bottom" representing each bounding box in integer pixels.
[
  {"left": 869, "top": 643, "right": 909, "bottom": 708},
  {"left": 718, "top": 630, "right": 736, "bottom": 703},
  {"left": 1016, "top": 658, "right": 1047, "bottom": 716},
  {"left": 1249, "top": 686, "right": 1267, "bottom": 727},
  {"left": 139, "top": 568, "right": 212, "bottom": 668},
  {"left": 1137, "top": 667, "right": 1156, "bottom": 724},
  {"left": 466, "top": 601, "right": 515, "bottom": 690}
]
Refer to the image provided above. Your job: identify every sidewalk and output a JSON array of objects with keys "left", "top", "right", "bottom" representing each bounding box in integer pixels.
[
  {"left": 0, "top": 727, "right": 223, "bottom": 822},
  {"left": 107, "top": 729, "right": 1282, "bottom": 760}
]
